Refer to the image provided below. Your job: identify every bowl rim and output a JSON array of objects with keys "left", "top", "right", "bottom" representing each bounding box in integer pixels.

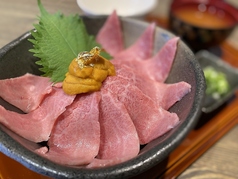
[{"left": 0, "top": 16, "right": 206, "bottom": 178}]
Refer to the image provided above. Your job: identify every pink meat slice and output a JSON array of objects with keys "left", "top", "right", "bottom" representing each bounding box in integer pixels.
[
  {"left": 96, "top": 10, "right": 124, "bottom": 56},
  {"left": 111, "top": 37, "right": 179, "bottom": 88},
  {"left": 86, "top": 158, "right": 129, "bottom": 168},
  {"left": 103, "top": 76, "right": 179, "bottom": 144},
  {"left": 143, "top": 37, "right": 179, "bottom": 82},
  {"left": 155, "top": 82, "right": 191, "bottom": 110},
  {"left": 0, "top": 87, "right": 75, "bottom": 142},
  {"left": 97, "top": 89, "right": 139, "bottom": 161},
  {"left": 113, "top": 23, "right": 155, "bottom": 61},
  {"left": 112, "top": 63, "right": 191, "bottom": 110},
  {"left": 36, "top": 92, "right": 101, "bottom": 165},
  {"left": 0, "top": 73, "right": 52, "bottom": 113}
]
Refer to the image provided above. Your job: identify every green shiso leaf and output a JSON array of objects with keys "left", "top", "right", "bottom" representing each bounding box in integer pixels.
[{"left": 28, "top": 0, "right": 111, "bottom": 82}]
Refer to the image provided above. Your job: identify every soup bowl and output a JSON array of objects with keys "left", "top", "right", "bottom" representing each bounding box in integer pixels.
[
  {"left": 0, "top": 16, "right": 205, "bottom": 178},
  {"left": 169, "top": 0, "right": 238, "bottom": 51}
]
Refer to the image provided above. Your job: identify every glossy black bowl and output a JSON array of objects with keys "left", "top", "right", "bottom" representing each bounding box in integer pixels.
[{"left": 0, "top": 16, "right": 205, "bottom": 178}]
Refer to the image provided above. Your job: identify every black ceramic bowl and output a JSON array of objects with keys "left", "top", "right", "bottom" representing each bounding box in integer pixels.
[
  {"left": 0, "top": 16, "right": 205, "bottom": 178},
  {"left": 169, "top": 0, "right": 238, "bottom": 52}
]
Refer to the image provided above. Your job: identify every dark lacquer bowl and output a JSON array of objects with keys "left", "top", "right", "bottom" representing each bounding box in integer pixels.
[
  {"left": 169, "top": 0, "right": 238, "bottom": 52},
  {"left": 0, "top": 16, "right": 205, "bottom": 179}
]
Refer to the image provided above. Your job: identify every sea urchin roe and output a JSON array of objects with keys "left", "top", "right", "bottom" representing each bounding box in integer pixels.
[{"left": 62, "top": 47, "right": 116, "bottom": 95}]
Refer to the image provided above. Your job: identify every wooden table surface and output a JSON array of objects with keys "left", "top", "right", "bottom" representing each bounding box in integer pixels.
[{"left": 0, "top": 0, "right": 238, "bottom": 179}]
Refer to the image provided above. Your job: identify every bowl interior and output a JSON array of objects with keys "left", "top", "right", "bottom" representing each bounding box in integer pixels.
[{"left": 0, "top": 16, "right": 205, "bottom": 178}]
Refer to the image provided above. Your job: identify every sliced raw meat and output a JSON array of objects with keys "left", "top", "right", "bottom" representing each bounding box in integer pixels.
[
  {"left": 53, "top": 82, "right": 63, "bottom": 88},
  {"left": 154, "top": 82, "right": 191, "bottom": 110},
  {"left": 112, "top": 37, "right": 179, "bottom": 83},
  {"left": 36, "top": 92, "right": 101, "bottom": 165},
  {"left": 96, "top": 10, "right": 124, "bottom": 56},
  {"left": 0, "top": 73, "right": 52, "bottom": 113},
  {"left": 103, "top": 76, "right": 179, "bottom": 144},
  {"left": 113, "top": 23, "right": 155, "bottom": 61},
  {"left": 86, "top": 158, "right": 129, "bottom": 168},
  {"left": 112, "top": 63, "right": 191, "bottom": 110},
  {"left": 143, "top": 37, "right": 179, "bottom": 82},
  {"left": 119, "top": 85, "right": 179, "bottom": 144},
  {"left": 0, "top": 87, "right": 75, "bottom": 142},
  {"left": 98, "top": 89, "right": 139, "bottom": 161}
]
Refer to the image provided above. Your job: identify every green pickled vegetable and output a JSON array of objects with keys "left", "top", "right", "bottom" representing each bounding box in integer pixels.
[{"left": 203, "top": 66, "right": 229, "bottom": 99}]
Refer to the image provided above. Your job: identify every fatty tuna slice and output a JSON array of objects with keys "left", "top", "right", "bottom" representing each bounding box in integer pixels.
[
  {"left": 113, "top": 23, "right": 155, "bottom": 61},
  {"left": 36, "top": 92, "right": 101, "bottom": 165},
  {"left": 97, "top": 89, "right": 139, "bottom": 161},
  {"left": 143, "top": 37, "right": 179, "bottom": 82},
  {"left": 0, "top": 73, "right": 52, "bottom": 113},
  {"left": 0, "top": 87, "right": 75, "bottom": 142},
  {"left": 112, "top": 63, "right": 191, "bottom": 110},
  {"left": 103, "top": 76, "right": 179, "bottom": 144},
  {"left": 86, "top": 158, "right": 130, "bottom": 168},
  {"left": 96, "top": 10, "right": 124, "bottom": 56},
  {"left": 119, "top": 85, "right": 179, "bottom": 144},
  {"left": 112, "top": 37, "right": 179, "bottom": 83}
]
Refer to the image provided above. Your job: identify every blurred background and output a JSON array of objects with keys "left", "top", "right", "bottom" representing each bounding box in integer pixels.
[
  {"left": 148, "top": 0, "right": 238, "bottom": 52},
  {"left": 0, "top": 0, "right": 237, "bottom": 50}
]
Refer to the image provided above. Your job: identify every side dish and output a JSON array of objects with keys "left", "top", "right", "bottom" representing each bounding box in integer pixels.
[{"left": 204, "top": 66, "right": 229, "bottom": 99}]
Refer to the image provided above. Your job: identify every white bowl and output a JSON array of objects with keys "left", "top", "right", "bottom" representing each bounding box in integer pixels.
[{"left": 76, "top": 0, "right": 158, "bottom": 17}]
